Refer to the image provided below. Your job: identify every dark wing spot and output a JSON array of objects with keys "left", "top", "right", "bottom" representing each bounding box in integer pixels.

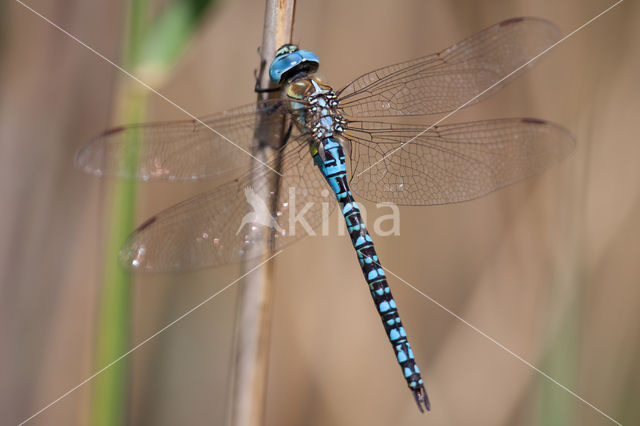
[
  {"left": 101, "top": 126, "right": 125, "bottom": 137},
  {"left": 499, "top": 17, "right": 525, "bottom": 27},
  {"left": 521, "top": 117, "right": 547, "bottom": 125},
  {"left": 136, "top": 216, "right": 157, "bottom": 232}
]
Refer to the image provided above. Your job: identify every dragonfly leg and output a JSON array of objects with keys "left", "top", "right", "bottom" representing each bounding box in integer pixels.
[{"left": 254, "top": 68, "right": 280, "bottom": 93}]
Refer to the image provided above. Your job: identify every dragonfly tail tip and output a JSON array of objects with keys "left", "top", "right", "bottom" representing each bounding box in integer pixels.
[{"left": 413, "top": 385, "right": 430, "bottom": 412}]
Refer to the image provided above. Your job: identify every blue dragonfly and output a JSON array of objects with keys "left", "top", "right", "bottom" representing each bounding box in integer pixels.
[{"left": 77, "top": 17, "right": 575, "bottom": 412}]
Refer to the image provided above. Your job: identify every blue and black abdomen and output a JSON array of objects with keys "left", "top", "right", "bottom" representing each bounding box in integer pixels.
[{"left": 314, "top": 138, "right": 430, "bottom": 412}]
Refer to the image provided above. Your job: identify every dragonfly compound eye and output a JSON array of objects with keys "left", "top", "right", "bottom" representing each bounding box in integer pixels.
[{"left": 269, "top": 48, "right": 320, "bottom": 84}]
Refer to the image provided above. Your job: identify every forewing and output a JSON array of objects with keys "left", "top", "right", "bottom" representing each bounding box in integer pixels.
[
  {"left": 338, "top": 18, "right": 560, "bottom": 117},
  {"left": 76, "top": 99, "right": 289, "bottom": 180}
]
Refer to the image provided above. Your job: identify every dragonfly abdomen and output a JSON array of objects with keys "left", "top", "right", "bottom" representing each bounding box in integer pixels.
[{"left": 314, "top": 137, "right": 430, "bottom": 412}]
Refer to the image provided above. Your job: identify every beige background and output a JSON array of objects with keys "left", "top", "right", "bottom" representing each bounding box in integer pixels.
[{"left": 1, "top": 0, "right": 639, "bottom": 425}]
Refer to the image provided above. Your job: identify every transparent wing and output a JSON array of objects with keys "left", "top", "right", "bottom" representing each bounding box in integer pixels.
[
  {"left": 344, "top": 118, "right": 574, "bottom": 206},
  {"left": 75, "top": 99, "right": 290, "bottom": 180},
  {"left": 119, "top": 133, "right": 336, "bottom": 272},
  {"left": 338, "top": 17, "right": 560, "bottom": 117}
]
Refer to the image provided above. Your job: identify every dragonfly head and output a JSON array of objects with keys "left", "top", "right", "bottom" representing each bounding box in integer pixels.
[{"left": 269, "top": 44, "right": 320, "bottom": 85}]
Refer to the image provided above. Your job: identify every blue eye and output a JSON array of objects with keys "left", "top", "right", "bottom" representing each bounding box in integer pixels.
[{"left": 269, "top": 47, "right": 320, "bottom": 84}]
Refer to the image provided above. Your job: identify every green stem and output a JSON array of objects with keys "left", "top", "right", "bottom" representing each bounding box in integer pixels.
[
  {"left": 89, "top": 0, "right": 147, "bottom": 423},
  {"left": 536, "top": 291, "right": 580, "bottom": 425},
  {"left": 89, "top": 1, "right": 217, "bottom": 424},
  {"left": 90, "top": 94, "right": 145, "bottom": 426}
]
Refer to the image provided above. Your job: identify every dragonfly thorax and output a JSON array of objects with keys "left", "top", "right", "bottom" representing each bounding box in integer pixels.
[{"left": 285, "top": 77, "right": 346, "bottom": 152}]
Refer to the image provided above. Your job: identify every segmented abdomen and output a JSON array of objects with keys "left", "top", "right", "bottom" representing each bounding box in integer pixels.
[{"left": 314, "top": 137, "right": 429, "bottom": 411}]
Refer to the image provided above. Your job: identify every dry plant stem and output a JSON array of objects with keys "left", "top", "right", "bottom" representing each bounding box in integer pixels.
[{"left": 229, "top": 1, "right": 296, "bottom": 426}]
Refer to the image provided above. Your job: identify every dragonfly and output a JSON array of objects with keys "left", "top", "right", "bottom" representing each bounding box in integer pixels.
[{"left": 76, "top": 17, "right": 575, "bottom": 412}]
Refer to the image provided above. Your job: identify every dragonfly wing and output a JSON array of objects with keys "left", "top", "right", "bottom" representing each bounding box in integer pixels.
[
  {"left": 344, "top": 118, "right": 574, "bottom": 206},
  {"left": 338, "top": 17, "right": 560, "bottom": 117},
  {"left": 119, "top": 133, "right": 335, "bottom": 271},
  {"left": 76, "top": 99, "right": 290, "bottom": 180}
]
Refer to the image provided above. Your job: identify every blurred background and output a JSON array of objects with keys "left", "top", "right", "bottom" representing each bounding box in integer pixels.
[{"left": 1, "top": 0, "right": 639, "bottom": 425}]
